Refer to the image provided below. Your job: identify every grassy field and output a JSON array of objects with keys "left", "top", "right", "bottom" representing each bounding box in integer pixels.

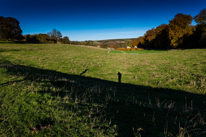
[
  {"left": 0, "top": 43, "right": 206, "bottom": 136},
  {"left": 110, "top": 49, "right": 168, "bottom": 54}
]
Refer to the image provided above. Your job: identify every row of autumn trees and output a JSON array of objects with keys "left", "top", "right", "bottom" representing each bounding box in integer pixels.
[
  {"left": 24, "top": 29, "right": 70, "bottom": 44},
  {"left": 131, "top": 9, "right": 206, "bottom": 49},
  {"left": 100, "top": 9, "right": 206, "bottom": 49},
  {"left": 1, "top": 9, "right": 205, "bottom": 48}
]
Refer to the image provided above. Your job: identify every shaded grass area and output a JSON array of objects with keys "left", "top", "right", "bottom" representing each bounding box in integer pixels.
[
  {"left": 0, "top": 44, "right": 206, "bottom": 136},
  {"left": 0, "top": 60, "right": 206, "bottom": 136},
  {"left": 0, "top": 41, "right": 28, "bottom": 44},
  {"left": 0, "top": 41, "right": 14, "bottom": 44},
  {"left": 0, "top": 40, "right": 53, "bottom": 44}
]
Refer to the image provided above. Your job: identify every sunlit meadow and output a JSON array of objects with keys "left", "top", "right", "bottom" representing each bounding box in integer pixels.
[{"left": 0, "top": 44, "right": 206, "bottom": 136}]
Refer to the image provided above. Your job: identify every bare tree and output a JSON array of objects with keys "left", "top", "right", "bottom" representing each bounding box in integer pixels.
[
  {"left": 47, "top": 29, "right": 62, "bottom": 41},
  {"left": 57, "top": 31, "right": 62, "bottom": 41}
]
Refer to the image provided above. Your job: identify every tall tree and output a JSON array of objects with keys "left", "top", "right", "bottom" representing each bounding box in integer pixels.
[
  {"left": 62, "top": 36, "right": 70, "bottom": 44},
  {"left": 153, "top": 24, "right": 169, "bottom": 49},
  {"left": 47, "top": 29, "right": 62, "bottom": 41},
  {"left": 194, "top": 8, "right": 206, "bottom": 25},
  {"left": 132, "top": 40, "right": 139, "bottom": 47},
  {"left": 143, "top": 28, "right": 156, "bottom": 48},
  {"left": 0, "top": 16, "right": 23, "bottom": 40},
  {"left": 57, "top": 31, "right": 62, "bottom": 41},
  {"left": 47, "top": 32, "right": 52, "bottom": 40},
  {"left": 51, "top": 29, "right": 57, "bottom": 40},
  {"left": 168, "top": 13, "right": 193, "bottom": 48},
  {"left": 193, "top": 9, "right": 206, "bottom": 47}
]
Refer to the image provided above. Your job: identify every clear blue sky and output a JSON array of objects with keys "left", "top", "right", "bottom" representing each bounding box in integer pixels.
[{"left": 1, "top": 0, "right": 205, "bottom": 41}]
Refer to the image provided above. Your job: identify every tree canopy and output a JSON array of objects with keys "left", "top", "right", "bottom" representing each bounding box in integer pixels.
[
  {"left": 62, "top": 36, "right": 70, "bottom": 44},
  {"left": 167, "top": 13, "right": 193, "bottom": 48},
  {"left": 0, "top": 16, "right": 23, "bottom": 40},
  {"left": 194, "top": 8, "right": 206, "bottom": 25},
  {"left": 136, "top": 9, "right": 206, "bottom": 49}
]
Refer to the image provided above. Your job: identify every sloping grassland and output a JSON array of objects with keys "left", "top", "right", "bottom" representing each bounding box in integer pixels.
[{"left": 0, "top": 44, "right": 206, "bottom": 136}]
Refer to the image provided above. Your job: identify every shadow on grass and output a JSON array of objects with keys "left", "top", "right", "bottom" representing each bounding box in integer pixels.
[
  {"left": 79, "top": 69, "right": 88, "bottom": 76},
  {"left": 0, "top": 41, "right": 49, "bottom": 44},
  {"left": 0, "top": 60, "right": 206, "bottom": 136},
  {"left": 0, "top": 48, "right": 42, "bottom": 53},
  {"left": 0, "top": 49, "right": 22, "bottom": 53}
]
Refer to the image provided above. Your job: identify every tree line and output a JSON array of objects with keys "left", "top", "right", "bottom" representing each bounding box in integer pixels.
[
  {"left": 24, "top": 29, "right": 70, "bottom": 44},
  {"left": 0, "top": 17, "right": 70, "bottom": 44},
  {"left": 1, "top": 8, "right": 205, "bottom": 48},
  {"left": 131, "top": 9, "right": 206, "bottom": 49},
  {"left": 98, "top": 8, "right": 206, "bottom": 49}
]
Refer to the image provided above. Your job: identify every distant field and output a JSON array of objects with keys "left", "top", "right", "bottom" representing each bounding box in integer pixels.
[
  {"left": 0, "top": 44, "right": 206, "bottom": 136},
  {"left": 110, "top": 49, "right": 168, "bottom": 54}
]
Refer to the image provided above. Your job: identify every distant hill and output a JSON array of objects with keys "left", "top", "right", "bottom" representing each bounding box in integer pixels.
[
  {"left": 70, "top": 37, "right": 144, "bottom": 48},
  {"left": 96, "top": 38, "right": 136, "bottom": 42}
]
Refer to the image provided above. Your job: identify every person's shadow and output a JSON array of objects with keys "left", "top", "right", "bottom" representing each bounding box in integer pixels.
[
  {"left": 1, "top": 60, "right": 206, "bottom": 136},
  {"left": 117, "top": 72, "right": 121, "bottom": 83},
  {"left": 79, "top": 69, "right": 88, "bottom": 76}
]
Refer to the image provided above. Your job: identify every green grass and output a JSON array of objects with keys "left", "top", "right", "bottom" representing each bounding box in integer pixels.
[
  {"left": 0, "top": 43, "right": 206, "bottom": 136},
  {"left": 110, "top": 49, "right": 168, "bottom": 54},
  {"left": 110, "top": 50, "right": 123, "bottom": 54}
]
